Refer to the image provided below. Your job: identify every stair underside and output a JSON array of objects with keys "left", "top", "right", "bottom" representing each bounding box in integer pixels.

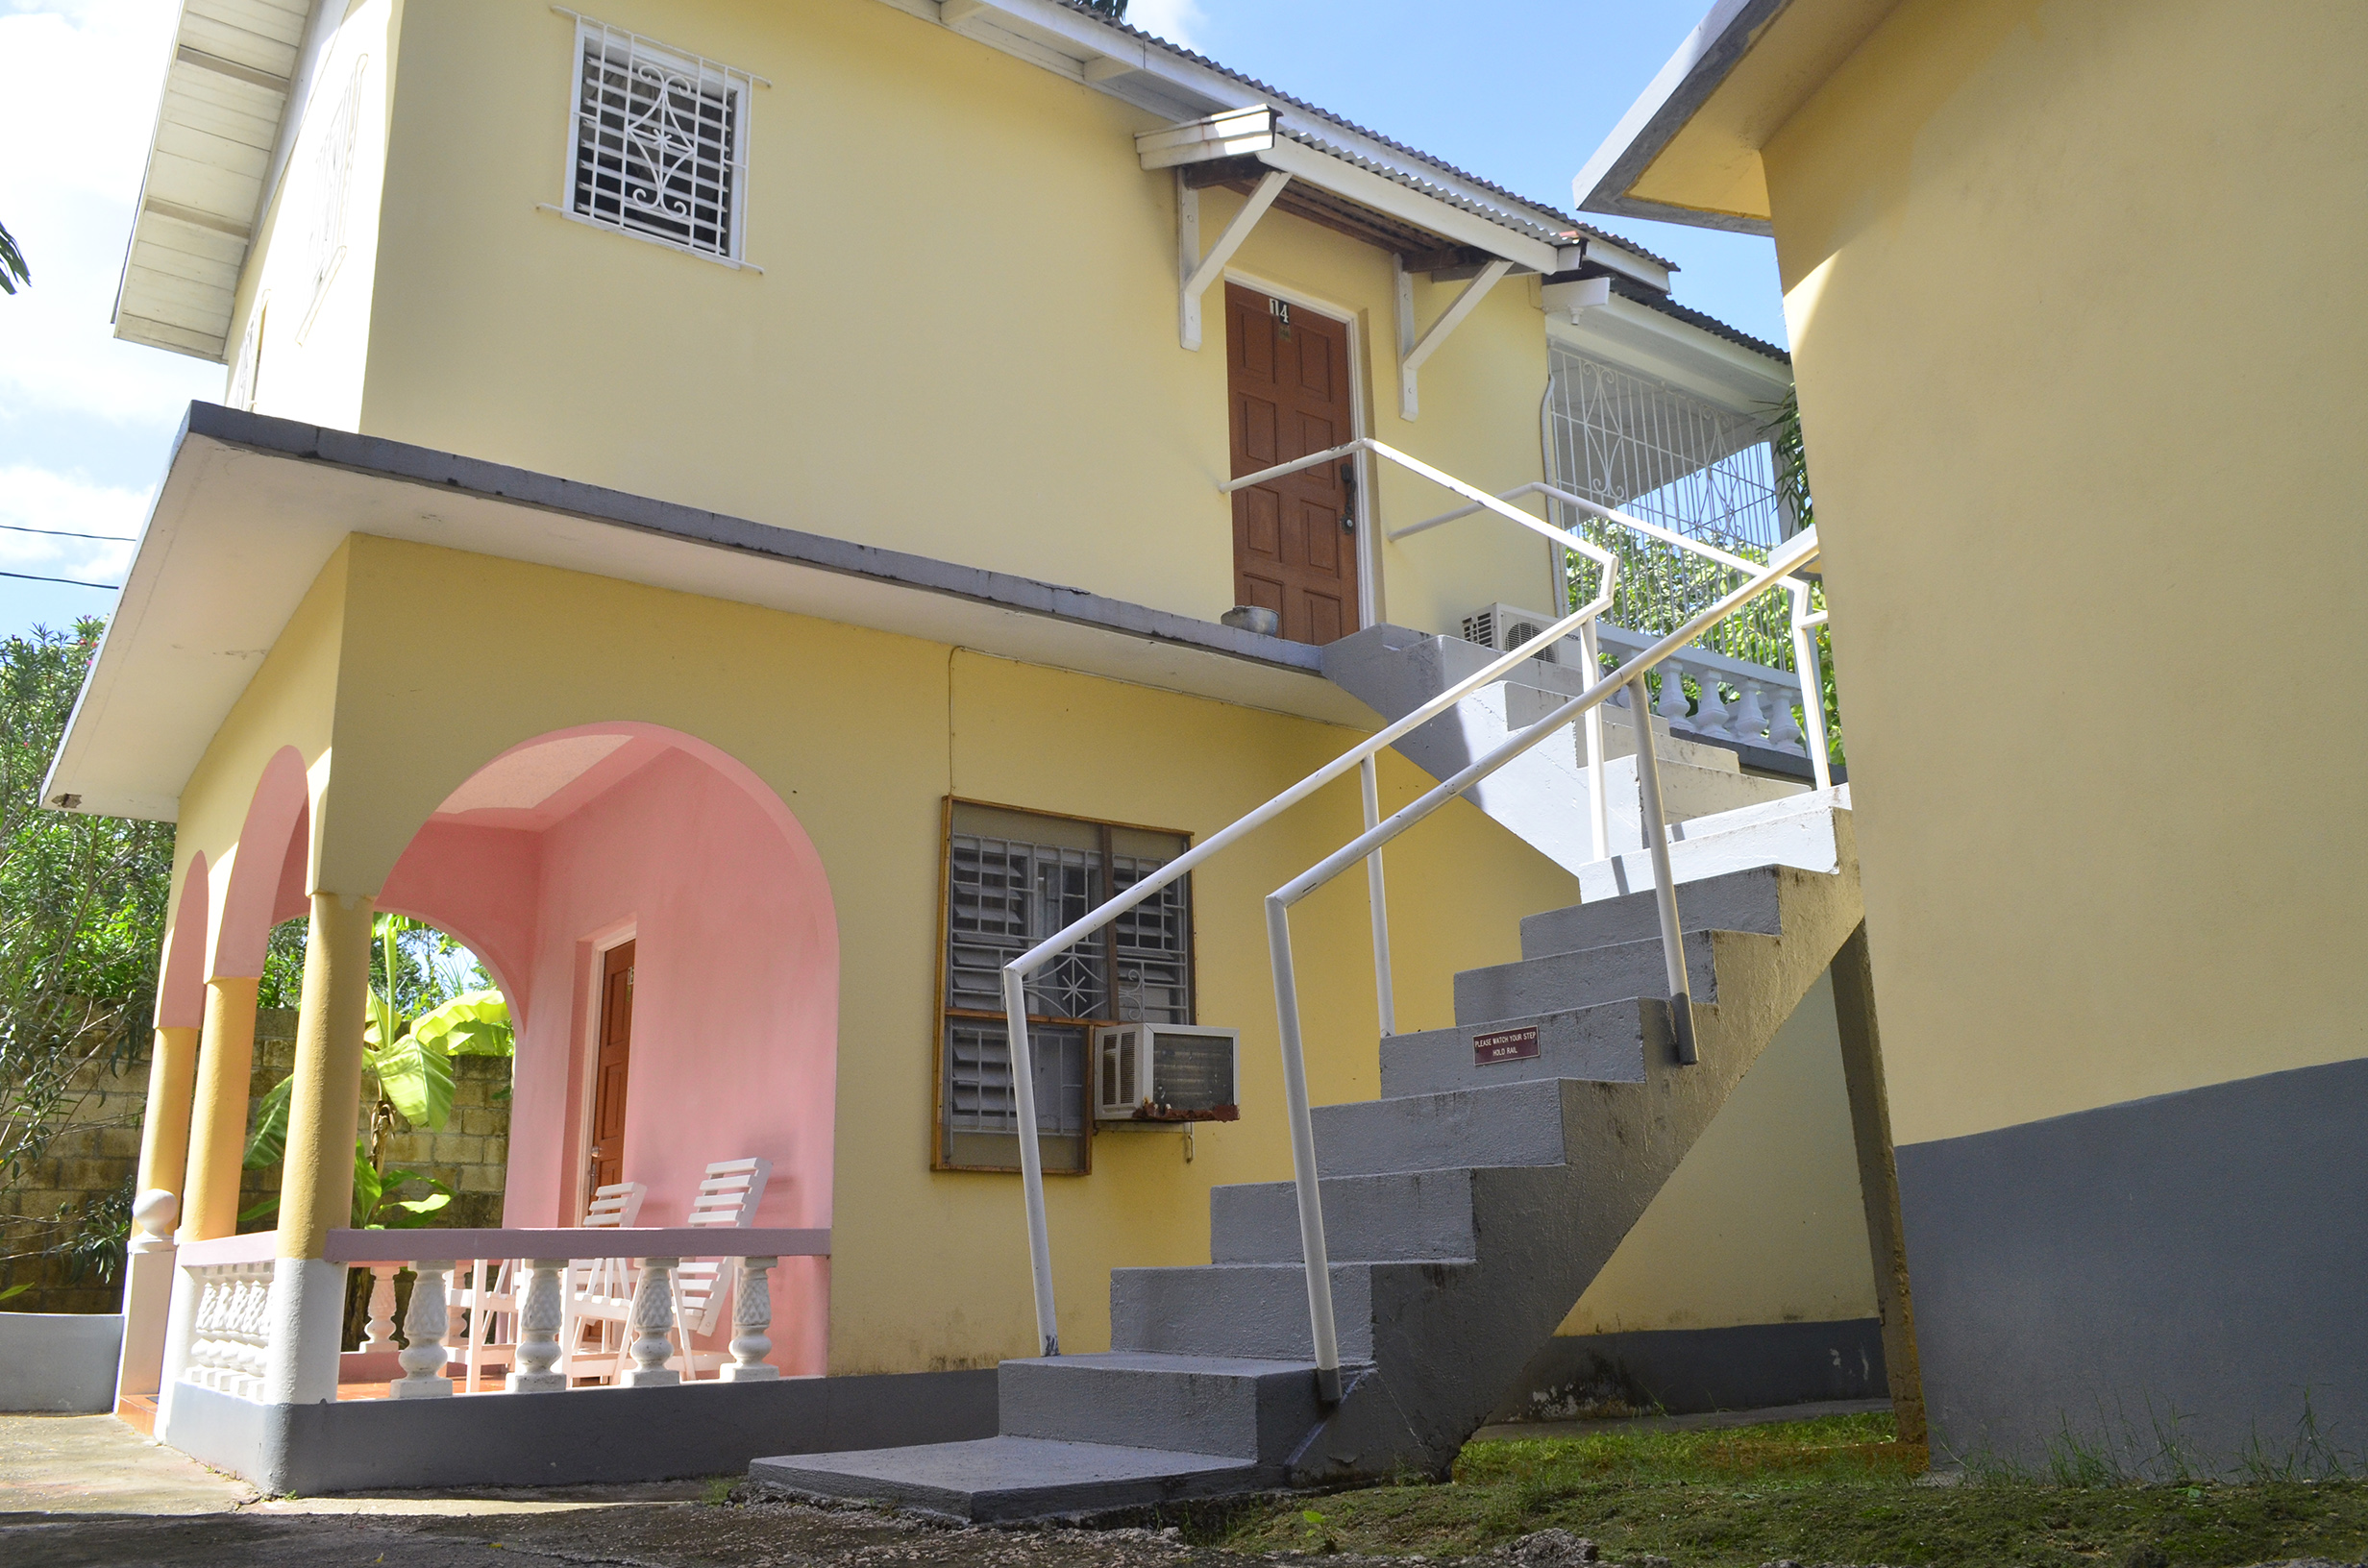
[{"left": 748, "top": 1435, "right": 1258, "bottom": 1522}]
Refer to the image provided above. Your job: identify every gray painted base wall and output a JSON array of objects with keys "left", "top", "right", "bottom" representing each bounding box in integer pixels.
[
  {"left": 165, "top": 1367, "right": 999, "bottom": 1495},
  {"left": 0, "top": 1312, "right": 122, "bottom": 1413},
  {"left": 1490, "top": 1318, "right": 1887, "bottom": 1422},
  {"left": 1896, "top": 1054, "right": 2368, "bottom": 1476}
]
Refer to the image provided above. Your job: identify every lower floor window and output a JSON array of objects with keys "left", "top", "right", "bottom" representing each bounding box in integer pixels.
[{"left": 937, "top": 800, "right": 1193, "bottom": 1172}]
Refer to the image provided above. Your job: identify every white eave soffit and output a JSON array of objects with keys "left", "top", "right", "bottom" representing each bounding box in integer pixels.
[{"left": 113, "top": 0, "right": 313, "bottom": 363}]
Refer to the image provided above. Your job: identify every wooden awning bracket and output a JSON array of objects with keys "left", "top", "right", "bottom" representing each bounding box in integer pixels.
[
  {"left": 1394, "top": 254, "right": 1513, "bottom": 421},
  {"left": 1173, "top": 168, "right": 1290, "bottom": 350}
]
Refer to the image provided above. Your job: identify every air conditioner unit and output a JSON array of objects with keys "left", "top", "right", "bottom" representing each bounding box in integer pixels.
[
  {"left": 1093, "top": 1023, "right": 1241, "bottom": 1124},
  {"left": 1461, "top": 602, "right": 1565, "bottom": 664}
]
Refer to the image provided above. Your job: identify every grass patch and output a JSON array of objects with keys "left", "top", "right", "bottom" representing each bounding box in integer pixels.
[{"left": 1221, "top": 1412, "right": 2368, "bottom": 1566}]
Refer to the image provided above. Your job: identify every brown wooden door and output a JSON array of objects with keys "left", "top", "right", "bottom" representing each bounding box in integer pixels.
[
  {"left": 1227, "top": 283, "right": 1359, "bottom": 645},
  {"left": 588, "top": 941, "right": 635, "bottom": 1191}
]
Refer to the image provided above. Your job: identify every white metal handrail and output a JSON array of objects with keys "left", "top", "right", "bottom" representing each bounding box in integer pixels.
[
  {"left": 1262, "top": 524, "right": 1824, "bottom": 1396},
  {"left": 998, "top": 438, "right": 1622, "bottom": 1369},
  {"left": 1395, "top": 479, "right": 1833, "bottom": 793}
]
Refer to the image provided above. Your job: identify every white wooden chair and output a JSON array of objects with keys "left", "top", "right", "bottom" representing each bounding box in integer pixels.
[
  {"left": 668, "top": 1157, "right": 773, "bottom": 1380},
  {"left": 557, "top": 1180, "right": 653, "bottom": 1384},
  {"left": 446, "top": 1181, "right": 647, "bottom": 1390}
]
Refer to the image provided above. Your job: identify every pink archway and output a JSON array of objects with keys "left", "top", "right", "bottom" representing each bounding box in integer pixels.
[
  {"left": 377, "top": 723, "right": 839, "bottom": 1376},
  {"left": 155, "top": 854, "right": 211, "bottom": 1031},
  {"left": 211, "top": 747, "right": 311, "bottom": 980}
]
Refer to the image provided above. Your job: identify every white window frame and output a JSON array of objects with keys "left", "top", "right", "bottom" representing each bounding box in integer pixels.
[{"left": 554, "top": 14, "right": 764, "bottom": 269}]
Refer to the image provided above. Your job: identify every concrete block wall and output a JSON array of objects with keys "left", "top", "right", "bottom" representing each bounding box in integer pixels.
[{"left": 0, "top": 1009, "right": 513, "bottom": 1312}]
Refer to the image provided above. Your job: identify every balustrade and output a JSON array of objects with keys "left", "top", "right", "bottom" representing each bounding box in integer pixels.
[
  {"left": 164, "top": 1226, "right": 825, "bottom": 1408},
  {"left": 1593, "top": 625, "right": 1813, "bottom": 757}
]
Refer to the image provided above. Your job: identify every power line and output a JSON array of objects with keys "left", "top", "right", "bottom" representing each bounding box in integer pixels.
[
  {"left": 0, "top": 570, "right": 121, "bottom": 590},
  {"left": 0, "top": 522, "right": 136, "bottom": 543}
]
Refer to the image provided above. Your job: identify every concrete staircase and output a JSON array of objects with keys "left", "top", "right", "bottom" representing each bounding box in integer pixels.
[
  {"left": 1320, "top": 622, "right": 1810, "bottom": 874},
  {"left": 750, "top": 789, "right": 1863, "bottom": 1521}
]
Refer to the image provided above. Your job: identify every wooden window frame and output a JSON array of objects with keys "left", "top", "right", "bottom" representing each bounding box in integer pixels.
[{"left": 931, "top": 796, "right": 1197, "bottom": 1176}]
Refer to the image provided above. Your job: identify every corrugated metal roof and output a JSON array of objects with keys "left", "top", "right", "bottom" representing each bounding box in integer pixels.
[
  {"left": 1610, "top": 276, "right": 1790, "bottom": 364},
  {"left": 1062, "top": 2, "right": 1680, "bottom": 274}
]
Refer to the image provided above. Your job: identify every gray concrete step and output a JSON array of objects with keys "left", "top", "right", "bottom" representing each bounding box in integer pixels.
[
  {"left": 999, "top": 1353, "right": 1322, "bottom": 1460},
  {"left": 1378, "top": 997, "right": 1655, "bottom": 1097},
  {"left": 1211, "top": 1167, "right": 1479, "bottom": 1264},
  {"left": 1110, "top": 1261, "right": 1473, "bottom": 1360},
  {"left": 1520, "top": 866, "right": 1786, "bottom": 960},
  {"left": 1310, "top": 1076, "right": 1574, "bottom": 1176},
  {"left": 748, "top": 1435, "right": 1256, "bottom": 1523},
  {"left": 1455, "top": 930, "right": 1718, "bottom": 1025}
]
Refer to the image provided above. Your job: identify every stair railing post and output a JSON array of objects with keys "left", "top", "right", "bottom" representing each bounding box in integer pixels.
[
  {"left": 1265, "top": 895, "right": 1343, "bottom": 1404},
  {"left": 1788, "top": 582, "right": 1834, "bottom": 792},
  {"left": 1001, "top": 968, "right": 1060, "bottom": 1358},
  {"left": 1579, "top": 621, "right": 1610, "bottom": 861},
  {"left": 1358, "top": 756, "right": 1397, "bottom": 1038},
  {"left": 1630, "top": 674, "right": 1699, "bottom": 1066}
]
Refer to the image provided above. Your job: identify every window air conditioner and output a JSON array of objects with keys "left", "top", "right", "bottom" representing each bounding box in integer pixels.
[
  {"left": 1093, "top": 1023, "right": 1241, "bottom": 1124},
  {"left": 1461, "top": 603, "right": 1565, "bottom": 665}
]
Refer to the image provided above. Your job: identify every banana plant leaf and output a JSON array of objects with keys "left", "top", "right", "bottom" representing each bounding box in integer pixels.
[
  {"left": 371, "top": 1030, "right": 456, "bottom": 1131},
  {"left": 409, "top": 990, "right": 512, "bottom": 1058},
  {"left": 243, "top": 1075, "right": 295, "bottom": 1167}
]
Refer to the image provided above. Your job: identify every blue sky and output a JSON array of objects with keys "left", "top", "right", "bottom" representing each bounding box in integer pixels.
[{"left": 0, "top": 0, "right": 1772, "bottom": 644}]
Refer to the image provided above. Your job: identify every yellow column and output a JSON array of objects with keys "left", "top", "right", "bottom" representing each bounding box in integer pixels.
[
  {"left": 262, "top": 893, "right": 375, "bottom": 1406},
  {"left": 277, "top": 893, "right": 375, "bottom": 1260},
  {"left": 179, "top": 977, "right": 260, "bottom": 1241},
  {"left": 134, "top": 1025, "right": 202, "bottom": 1207}
]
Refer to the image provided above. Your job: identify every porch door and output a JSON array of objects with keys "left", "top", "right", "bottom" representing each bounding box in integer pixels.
[
  {"left": 588, "top": 941, "right": 635, "bottom": 1191},
  {"left": 1226, "top": 282, "right": 1359, "bottom": 645}
]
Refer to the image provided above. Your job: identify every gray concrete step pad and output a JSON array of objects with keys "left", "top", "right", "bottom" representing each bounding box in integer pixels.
[
  {"left": 999, "top": 1353, "right": 1323, "bottom": 1459},
  {"left": 1379, "top": 998, "right": 1655, "bottom": 1097},
  {"left": 748, "top": 1435, "right": 1255, "bottom": 1523},
  {"left": 1212, "top": 1167, "right": 1480, "bottom": 1263},
  {"left": 1520, "top": 866, "right": 1785, "bottom": 959},
  {"left": 1311, "top": 1076, "right": 1575, "bottom": 1175},
  {"left": 1455, "top": 930, "right": 1717, "bottom": 1024}
]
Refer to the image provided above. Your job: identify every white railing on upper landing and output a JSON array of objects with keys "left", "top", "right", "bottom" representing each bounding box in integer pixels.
[
  {"left": 169, "top": 1225, "right": 826, "bottom": 1401},
  {"left": 1394, "top": 479, "right": 1833, "bottom": 789}
]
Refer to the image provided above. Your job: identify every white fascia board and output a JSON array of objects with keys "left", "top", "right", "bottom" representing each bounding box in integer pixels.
[
  {"left": 44, "top": 409, "right": 1373, "bottom": 823},
  {"left": 1549, "top": 294, "right": 1792, "bottom": 416}
]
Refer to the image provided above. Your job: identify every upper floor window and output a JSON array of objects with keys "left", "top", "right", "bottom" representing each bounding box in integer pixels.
[
  {"left": 937, "top": 801, "right": 1195, "bottom": 1174},
  {"left": 569, "top": 19, "right": 753, "bottom": 262}
]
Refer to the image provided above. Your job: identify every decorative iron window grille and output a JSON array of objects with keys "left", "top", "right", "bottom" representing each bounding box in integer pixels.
[
  {"left": 568, "top": 20, "right": 752, "bottom": 262},
  {"left": 299, "top": 58, "right": 367, "bottom": 344},
  {"left": 939, "top": 802, "right": 1193, "bottom": 1173},
  {"left": 1544, "top": 343, "right": 1806, "bottom": 670}
]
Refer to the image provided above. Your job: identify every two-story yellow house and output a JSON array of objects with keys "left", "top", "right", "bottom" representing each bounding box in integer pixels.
[{"left": 57, "top": 0, "right": 1889, "bottom": 1502}]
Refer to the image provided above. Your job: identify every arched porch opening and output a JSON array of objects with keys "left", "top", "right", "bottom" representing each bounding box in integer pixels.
[{"left": 376, "top": 723, "right": 838, "bottom": 1376}]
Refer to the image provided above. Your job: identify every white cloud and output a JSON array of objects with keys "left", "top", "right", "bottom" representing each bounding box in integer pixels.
[
  {"left": 0, "top": 466, "right": 147, "bottom": 584},
  {"left": 1123, "top": 0, "right": 1205, "bottom": 51},
  {"left": 0, "top": 2, "right": 227, "bottom": 424}
]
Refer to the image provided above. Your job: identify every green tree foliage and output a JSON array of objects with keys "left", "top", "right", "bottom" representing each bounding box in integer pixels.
[
  {"left": 1079, "top": 1, "right": 1127, "bottom": 17},
  {"left": 243, "top": 914, "right": 512, "bottom": 1229},
  {"left": 0, "top": 219, "right": 27, "bottom": 296},
  {"left": 0, "top": 621, "right": 173, "bottom": 1286}
]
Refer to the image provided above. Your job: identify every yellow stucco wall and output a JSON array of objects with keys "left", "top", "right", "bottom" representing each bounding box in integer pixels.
[
  {"left": 188, "top": 534, "right": 1585, "bottom": 1368},
  {"left": 222, "top": 0, "right": 1560, "bottom": 641},
  {"left": 1558, "top": 971, "right": 1875, "bottom": 1335},
  {"left": 175, "top": 543, "right": 349, "bottom": 979},
  {"left": 1763, "top": 0, "right": 2368, "bottom": 1146}
]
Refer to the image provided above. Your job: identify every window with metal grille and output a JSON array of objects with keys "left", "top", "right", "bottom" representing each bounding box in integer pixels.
[
  {"left": 939, "top": 802, "right": 1193, "bottom": 1173},
  {"left": 568, "top": 20, "right": 752, "bottom": 262}
]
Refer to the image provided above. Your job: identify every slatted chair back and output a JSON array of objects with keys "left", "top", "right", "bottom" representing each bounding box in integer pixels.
[
  {"left": 563, "top": 1180, "right": 651, "bottom": 1383},
  {"left": 670, "top": 1158, "right": 774, "bottom": 1376}
]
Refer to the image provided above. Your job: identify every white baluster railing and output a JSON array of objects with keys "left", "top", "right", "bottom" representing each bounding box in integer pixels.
[{"left": 165, "top": 1227, "right": 826, "bottom": 1406}]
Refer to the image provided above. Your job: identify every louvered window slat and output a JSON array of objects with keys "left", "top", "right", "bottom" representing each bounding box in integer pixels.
[{"left": 940, "top": 806, "right": 1193, "bottom": 1171}]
